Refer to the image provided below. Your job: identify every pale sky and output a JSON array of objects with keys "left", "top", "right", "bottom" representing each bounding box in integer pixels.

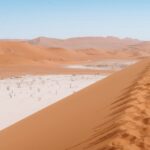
[{"left": 0, "top": 0, "right": 150, "bottom": 40}]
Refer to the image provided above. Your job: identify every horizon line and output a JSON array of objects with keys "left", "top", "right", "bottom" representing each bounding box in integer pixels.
[{"left": 0, "top": 35, "right": 147, "bottom": 41}]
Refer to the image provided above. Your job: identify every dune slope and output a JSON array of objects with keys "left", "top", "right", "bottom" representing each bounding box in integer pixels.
[
  {"left": 0, "top": 59, "right": 149, "bottom": 150},
  {"left": 0, "top": 41, "right": 93, "bottom": 77},
  {"left": 0, "top": 41, "right": 88, "bottom": 65}
]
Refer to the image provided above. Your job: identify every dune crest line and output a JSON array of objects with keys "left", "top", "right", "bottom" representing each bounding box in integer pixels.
[{"left": 85, "top": 63, "right": 150, "bottom": 150}]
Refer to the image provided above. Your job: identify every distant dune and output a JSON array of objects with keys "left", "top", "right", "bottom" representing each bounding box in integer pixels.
[
  {"left": 0, "top": 41, "right": 50, "bottom": 65},
  {"left": 0, "top": 37, "right": 149, "bottom": 67},
  {"left": 0, "top": 40, "right": 111, "bottom": 66},
  {"left": 124, "top": 41, "right": 150, "bottom": 57},
  {"left": 0, "top": 41, "right": 87, "bottom": 65},
  {"left": 0, "top": 41, "right": 90, "bottom": 77},
  {"left": 0, "top": 37, "right": 149, "bottom": 77},
  {"left": 0, "top": 40, "right": 108, "bottom": 77},
  {"left": 0, "top": 59, "right": 149, "bottom": 150},
  {"left": 28, "top": 36, "right": 150, "bottom": 58},
  {"left": 29, "top": 36, "right": 141, "bottom": 50}
]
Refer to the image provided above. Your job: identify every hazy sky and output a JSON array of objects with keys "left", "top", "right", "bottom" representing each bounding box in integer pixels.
[{"left": 0, "top": 0, "right": 150, "bottom": 40}]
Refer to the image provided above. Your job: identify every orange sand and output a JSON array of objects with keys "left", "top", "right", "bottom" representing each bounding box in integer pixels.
[{"left": 0, "top": 59, "right": 149, "bottom": 150}]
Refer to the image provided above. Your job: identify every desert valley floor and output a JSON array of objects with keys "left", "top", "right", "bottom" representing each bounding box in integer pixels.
[
  {"left": 0, "top": 58, "right": 149, "bottom": 150},
  {"left": 0, "top": 59, "right": 137, "bottom": 130},
  {"left": 0, "top": 39, "right": 149, "bottom": 150}
]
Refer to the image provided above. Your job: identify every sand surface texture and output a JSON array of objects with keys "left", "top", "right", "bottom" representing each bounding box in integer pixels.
[{"left": 0, "top": 59, "right": 149, "bottom": 150}]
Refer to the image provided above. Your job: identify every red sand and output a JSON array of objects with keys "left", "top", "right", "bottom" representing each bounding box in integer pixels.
[{"left": 0, "top": 59, "right": 149, "bottom": 150}]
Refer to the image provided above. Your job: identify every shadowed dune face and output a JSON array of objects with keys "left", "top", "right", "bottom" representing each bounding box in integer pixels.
[{"left": 0, "top": 59, "right": 149, "bottom": 150}]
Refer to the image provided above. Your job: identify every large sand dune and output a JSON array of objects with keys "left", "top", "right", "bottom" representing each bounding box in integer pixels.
[{"left": 0, "top": 59, "right": 149, "bottom": 150}]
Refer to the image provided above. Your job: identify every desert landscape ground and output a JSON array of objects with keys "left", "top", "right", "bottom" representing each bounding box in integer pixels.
[
  {"left": 0, "top": 36, "right": 149, "bottom": 150},
  {"left": 1, "top": 0, "right": 150, "bottom": 149},
  {"left": 0, "top": 74, "right": 106, "bottom": 130}
]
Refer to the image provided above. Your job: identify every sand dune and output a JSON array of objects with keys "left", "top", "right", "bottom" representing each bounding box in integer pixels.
[
  {"left": 124, "top": 41, "right": 150, "bottom": 57},
  {"left": 0, "top": 58, "right": 149, "bottom": 150},
  {"left": 0, "top": 40, "right": 115, "bottom": 67},
  {"left": 0, "top": 41, "right": 87, "bottom": 65},
  {"left": 0, "top": 41, "right": 51, "bottom": 65},
  {"left": 0, "top": 39, "right": 143, "bottom": 77},
  {"left": 29, "top": 36, "right": 140, "bottom": 50},
  {"left": 28, "top": 36, "right": 150, "bottom": 58},
  {"left": 0, "top": 37, "right": 148, "bottom": 70},
  {"left": 0, "top": 41, "right": 92, "bottom": 77}
]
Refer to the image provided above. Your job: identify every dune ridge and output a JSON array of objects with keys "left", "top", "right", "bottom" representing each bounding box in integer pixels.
[
  {"left": 28, "top": 37, "right": 150, "bottom": 58},
  {"left": 79, "top": 62, "right": 150, "bottom": 150},
  {"left": 64, "top": 59, "right": 150, "bottom": 150},
  {"left": 29, "top": 36, "right": 141, "bottom": 50},
  {"left": 0, "top": 59, "right": 149, "bottom": 150},
  {"left": 103, "top": 61, "right": 150, "bottom": 149}
]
